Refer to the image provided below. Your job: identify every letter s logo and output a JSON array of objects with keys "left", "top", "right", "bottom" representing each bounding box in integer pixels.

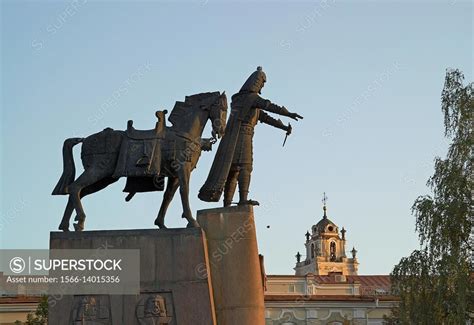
[{"left": 9, "top": 257, "right": 26, "bottom": 274}]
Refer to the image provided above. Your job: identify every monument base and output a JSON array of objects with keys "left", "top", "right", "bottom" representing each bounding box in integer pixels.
[
  {"left": 198, "top": 205, "right": 265, "bottom": 325},
  {"left": 48, "top": 206, "right": 265, "bottom": 324},
  {"left": 49, "top": 228, "right": 216, "bottom": 325}
]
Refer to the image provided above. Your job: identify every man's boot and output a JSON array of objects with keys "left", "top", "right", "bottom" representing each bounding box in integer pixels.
[{"left": 237, "top": 168, "right": 259, "bottom": 206}]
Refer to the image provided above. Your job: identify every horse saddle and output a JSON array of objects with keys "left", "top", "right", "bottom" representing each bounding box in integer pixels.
[
  {"left": 112, "top": 110, "right": 167, "bottom": 179},
  {"left": 126, "top": 110, "right": 168, "bottom": 139},
  {"left": 126, "top": 121, "right": 160, "bottom": 140}
]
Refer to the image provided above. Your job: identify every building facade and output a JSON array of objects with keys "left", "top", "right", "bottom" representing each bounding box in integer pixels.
[
  {"left": 264, "top": 199, "right": 397, "bottom": 325},
  {"left": 0, "top": 296, "right": 39, "bottom": 325},
  {"left": 265, "top": 274, "right": 395, "bottom": 325}
]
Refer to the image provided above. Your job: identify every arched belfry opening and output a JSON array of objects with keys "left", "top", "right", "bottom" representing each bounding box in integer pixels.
[{"left": 330, "top": 242, "right": 336, "bottom": 261}]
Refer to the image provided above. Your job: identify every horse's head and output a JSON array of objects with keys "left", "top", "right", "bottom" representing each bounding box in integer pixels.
[{"left": 209, "top": 91, "right": 227, "bottom": 139}]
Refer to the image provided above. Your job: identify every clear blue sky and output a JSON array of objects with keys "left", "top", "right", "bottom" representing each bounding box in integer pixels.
[{"left": 1, "top": 0, "right": 472, "bottom": 275}]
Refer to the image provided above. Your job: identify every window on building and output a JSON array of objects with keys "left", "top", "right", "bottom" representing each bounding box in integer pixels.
[
  {"left": 311, "top": 243, "right": 315, "bottom": 258},
  {"left": 330, "top": 242, "right": 336, "bottom": 261}
]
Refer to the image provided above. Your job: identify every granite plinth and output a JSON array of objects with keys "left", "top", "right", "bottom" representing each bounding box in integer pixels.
[
  {"left": 198, "top": 205, "right": 265, "bottom": 325},
  {"left": 49, "top": 228, "right": 216, "bottom": 325}
]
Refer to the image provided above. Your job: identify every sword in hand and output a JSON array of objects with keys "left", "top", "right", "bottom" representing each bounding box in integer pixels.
[{"left": 282, "top": 123, "right": 292, "bottom": 147}]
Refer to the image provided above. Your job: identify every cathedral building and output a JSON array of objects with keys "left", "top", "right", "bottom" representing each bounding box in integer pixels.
[{"left": 264, "top": 196, "right": 398, "bottom": 325}]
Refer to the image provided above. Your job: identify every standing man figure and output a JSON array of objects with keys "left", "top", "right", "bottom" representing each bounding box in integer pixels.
[{"left": 199, "top": 66, "right": 303, "bottom": 206}]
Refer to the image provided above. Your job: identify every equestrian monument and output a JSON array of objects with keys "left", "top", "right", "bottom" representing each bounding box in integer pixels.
[{"left": 49, "top": 67, "right": 302, "bottom": 325}]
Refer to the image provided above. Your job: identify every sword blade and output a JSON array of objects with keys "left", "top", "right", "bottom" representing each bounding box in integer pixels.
[{"left": 282, "top": 133, "right": 288, "bottom": 147}]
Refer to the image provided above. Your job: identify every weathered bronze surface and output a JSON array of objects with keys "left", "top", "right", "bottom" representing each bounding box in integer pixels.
[
  {"left": 199, "top": 67, "right": 303, "bottom": 206},
  {"left": 52, "top": 92, "right": 227, "bottom": 231}
]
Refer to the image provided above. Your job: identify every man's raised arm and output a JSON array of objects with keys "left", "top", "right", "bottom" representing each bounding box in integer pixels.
[
  {"left": 258, "top": 111, "right": 291, "bottom": 133},
  {"left": 253, "top": 96, "right": 304, "bottom": 121}
]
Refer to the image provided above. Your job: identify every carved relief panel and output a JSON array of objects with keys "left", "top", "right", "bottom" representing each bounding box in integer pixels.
[
  {"left": 136, "top": 292, "right": 174, "bottom": 325},
  {"left": 71, "top": 295, "right": 111, "bottom": 324}
]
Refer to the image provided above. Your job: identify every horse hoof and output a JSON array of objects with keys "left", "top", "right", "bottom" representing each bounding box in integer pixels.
[
  {"left": 154, "top": 219, "right": 167, "bottom": 229},
  {"left": 186, "top": 220, "right": 200, "bottom": 228}
]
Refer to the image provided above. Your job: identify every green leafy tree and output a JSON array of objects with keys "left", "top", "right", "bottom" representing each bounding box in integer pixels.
[
  {"left": 388, "top": 69, "right": 473, "bottom": 324},
  {"left": 15, "top": 295, "right": 48, "bottom": 325}
]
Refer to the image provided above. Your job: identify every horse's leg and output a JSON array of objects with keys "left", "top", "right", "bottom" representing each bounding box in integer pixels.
[
  {"left": 68, "top": 168, "right": 112, "bottom": 231},
  {"left": 59, "top": 176, "right": 119, "bottom": 232},
  {"left": 177, "top": 166, "right": 199, "bottom": 228},
  {"left": 154, "top": 177, "right": 179, "bottom": 229},
  {"left": 58, "top": 196, "right": 74, "bottom": 231},
  {"left": 67, "top": 172, "right": 89, "bottom": 231}
]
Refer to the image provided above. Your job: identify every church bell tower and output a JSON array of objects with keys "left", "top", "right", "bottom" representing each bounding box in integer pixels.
[{"left": 294, "top": 193, "right": 359, "bottom": 276}]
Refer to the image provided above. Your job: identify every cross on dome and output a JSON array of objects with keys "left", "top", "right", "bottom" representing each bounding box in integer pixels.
[{"left": 322, "top": 192, "right": 328, "bottom": 218}]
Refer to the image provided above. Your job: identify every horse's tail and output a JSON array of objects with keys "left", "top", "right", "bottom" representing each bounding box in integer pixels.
[{"left": 52, "top": 137, "right": 84, "bottom": 195}]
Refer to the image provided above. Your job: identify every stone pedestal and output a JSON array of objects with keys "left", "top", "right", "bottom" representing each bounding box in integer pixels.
[
  {"left": 48, "top": 206, "right": 265, "bottom": 324},
  {"left": 49, "top": 228, "right": 216, "bottom": 325},
  {"left": 197, "top": 205, "right": 265, "bottom": 325}
]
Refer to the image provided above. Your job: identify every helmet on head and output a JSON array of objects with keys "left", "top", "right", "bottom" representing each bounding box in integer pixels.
[{"left": 240, "top": 66, "right": 267, "bottom": 94}]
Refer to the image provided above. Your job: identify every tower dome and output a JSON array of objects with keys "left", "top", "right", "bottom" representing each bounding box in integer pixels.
[
  {"left": 313, "top": 209, "right": 338, "bottom": 235},
  {"left": 294, "top": 193, "right": 359, "bottom": 276}
]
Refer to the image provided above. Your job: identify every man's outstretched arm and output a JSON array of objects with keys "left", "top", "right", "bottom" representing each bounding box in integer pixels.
[
  {"left": 258, "top": 111, "right": 291, "bottom": 133},
  {"left": 253, "top": 96, "right": 303, "bottom": 121}
]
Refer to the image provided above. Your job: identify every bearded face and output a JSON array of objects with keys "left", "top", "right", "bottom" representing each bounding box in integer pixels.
[{"left": 144, "top": 296, "right": 166, "bottom": 317}]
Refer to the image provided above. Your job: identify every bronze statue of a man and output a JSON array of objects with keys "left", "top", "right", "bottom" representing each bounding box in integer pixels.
[{"left": 199, "top": 67, "right": 303, "bottom": 206}]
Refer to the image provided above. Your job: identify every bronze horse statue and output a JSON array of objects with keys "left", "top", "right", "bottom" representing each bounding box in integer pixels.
[{"left": 52, "top": 92, "right": 227, "bottom": 231}]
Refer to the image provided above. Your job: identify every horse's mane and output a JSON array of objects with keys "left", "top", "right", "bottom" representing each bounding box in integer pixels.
[{"left": 168, "top": 91, "right": 220, "bottom": 126}]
